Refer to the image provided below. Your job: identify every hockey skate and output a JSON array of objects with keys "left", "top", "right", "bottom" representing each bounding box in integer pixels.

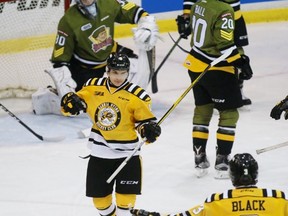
[
  {"left": 214, "top": 154, "right": 230, "bottom": 179},
  {"left": 195, "top": 153, "right": 210, "bottom": 178}
]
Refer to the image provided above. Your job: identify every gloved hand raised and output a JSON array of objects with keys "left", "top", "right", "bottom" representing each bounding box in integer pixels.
[
  {"left": 131, "top": 208, "right": 160, "bottom": 216},
  {"left": 133, "top": 16, "right": 159, "bottom": 51},
  {"left": 138, "top": 122, "right": 161, "bottom": 143},
  {"left": 61, "top": 92, "right": 87, "bottom": 116},
  {"left": 233, "top": 55, "right": 253, "bottom": 80},
  {"left": 176, "top": 14, "right": 191, "bottom": 39},
  {"left": 270, "top": 96, "right": 288, "bottom": 120}
]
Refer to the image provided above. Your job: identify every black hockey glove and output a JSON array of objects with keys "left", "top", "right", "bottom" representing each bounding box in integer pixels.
[
  {"left": 61, "top": 92, "right": 87, "bottom": 116},
  {"left": 176, "top": 15, "right": 191, "bottom": 39},
  {"left": 234, "top": 55, "right": 253, "bottom": 80},
  {"left": 138, "top": 122, "right": 161, "bottom": 143},
  {"left": 131, "top": 208, "right": 160, "bottom": 216},
  {"left": 270, "top": 96, "right": 288, "bottom": 120}
]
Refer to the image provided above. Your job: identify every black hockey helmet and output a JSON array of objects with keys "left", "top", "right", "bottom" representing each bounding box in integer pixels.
[
  {"left": 229, "top": 153, "right": 258, "bottom": 187},
  {"left": 107, "top": 53, "right": 130, "bottom": 71}
]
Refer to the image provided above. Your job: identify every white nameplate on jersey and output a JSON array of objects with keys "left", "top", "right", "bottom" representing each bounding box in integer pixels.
[{"left": 81, "top": 23, "right": 92, "bottom": 31}]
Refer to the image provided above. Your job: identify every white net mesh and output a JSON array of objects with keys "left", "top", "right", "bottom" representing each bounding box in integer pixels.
[{"left": 0, "top": 0, "right": 66, "bottom": 98}]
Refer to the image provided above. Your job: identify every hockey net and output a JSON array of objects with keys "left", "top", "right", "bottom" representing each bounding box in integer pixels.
[{"left": 0, "top": 0, "right": 69, "bottom": 98}]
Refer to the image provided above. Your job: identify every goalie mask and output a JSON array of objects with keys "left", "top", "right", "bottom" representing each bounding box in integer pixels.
[
  {"left": 76, "top": 0, "right": 97, "bottom": 20},
  {"left": 229, "top": 153, "right": 258, "bottom": 187}
]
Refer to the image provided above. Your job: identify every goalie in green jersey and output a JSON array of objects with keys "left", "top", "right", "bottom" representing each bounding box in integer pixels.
[
  {"left": 32, "top": 0, "right": 159, "bottom": 115},
  {"left": 176, "top": 0, "right": 253, "bottom": 179}
]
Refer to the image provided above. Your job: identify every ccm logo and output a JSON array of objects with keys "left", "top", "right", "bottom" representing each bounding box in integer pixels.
[{"left": 120, "top": 181, "right": 139, "bottom": 185}]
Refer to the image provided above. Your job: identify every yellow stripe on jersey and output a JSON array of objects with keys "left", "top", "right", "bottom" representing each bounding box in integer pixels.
[
  {"left": 53, "top": 47, "right": 64, "bottom": 58},
  {"left": 220, "top": 30, "right": 233, "bottom": 41},
  {"left": 122, "top": 2, "right": 136, "bottom": 10}
]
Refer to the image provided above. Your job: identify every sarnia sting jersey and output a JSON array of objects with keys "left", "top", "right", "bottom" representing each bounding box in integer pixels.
[
  {"left": 168, "top": 187, "right": 288, "bottom": 216},
  {"left": 76, "top": 77, "right": 157, "bottom": 159}
]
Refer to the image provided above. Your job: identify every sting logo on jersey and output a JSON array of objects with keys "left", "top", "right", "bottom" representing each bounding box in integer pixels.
[
  {"left": 95, "top": 102, "right": 121, "bottom": 131},
  {"left": 88, "top": 25, "right": 113, "bottom": 53}
]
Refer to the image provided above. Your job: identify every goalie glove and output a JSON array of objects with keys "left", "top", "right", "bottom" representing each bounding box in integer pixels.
[
  {"left": 61, "top": 92, "right": 87, "bottom": 116},
  {"left": 45, "top": 66, "right": 77, "bottom": 98},
  {"left": 137, "top": 122, "right": 161, "bottom": 143},
  {"left": 270, "top": 96, "right": 288, "bottom": 120},
  {"left": 176, "top": 15, "right": 191, "bottom": 39},
  {"left": 133, "top": 16, "right": 159, "bottom": 51},
  {"left": 131, "top": 209, "right": 160, "bottom": 216}
]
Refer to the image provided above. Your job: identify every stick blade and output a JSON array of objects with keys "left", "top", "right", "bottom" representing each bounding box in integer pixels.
[
  {"left": 42, "top": 136, "right": 66, "bottom": 142},
  {"left": 151, "top": 75, "right": 158, "bottom": 93}
]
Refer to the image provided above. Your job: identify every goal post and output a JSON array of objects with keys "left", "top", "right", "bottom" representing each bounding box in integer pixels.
[{"left": 0, "top": 0, "right": 69, "bottom": 98}]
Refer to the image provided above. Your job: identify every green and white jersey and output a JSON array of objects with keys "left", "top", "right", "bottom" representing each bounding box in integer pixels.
[
  {"left": 183, "top": 0, "right": 241, "bottom": 73},
  {"left": 52, "top": 0, "right": 146, "bottom": 67}
]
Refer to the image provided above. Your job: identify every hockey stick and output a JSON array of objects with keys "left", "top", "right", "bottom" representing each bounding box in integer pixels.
[
  {"left": 168, "top": 32, "right": 189, "bottom": 54},
  {"left": 256, "top": 141, "right": 288, "bottom": 154},
  {"left": 147, "top": 47, "right": 156, "bottom": 83},
  {"left": 106, "top": 48, "right": 233, "bottom": 183},
  {"left": 151, "top": 36, "right": 182, "bottom": 94},
  {"left": 0, "top": 103, "right": 65, "bottom": 142}
]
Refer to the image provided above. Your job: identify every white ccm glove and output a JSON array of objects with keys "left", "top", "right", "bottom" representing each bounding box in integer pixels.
[{"left": 133, "top": 16, "right": 159, "bottom": 51}]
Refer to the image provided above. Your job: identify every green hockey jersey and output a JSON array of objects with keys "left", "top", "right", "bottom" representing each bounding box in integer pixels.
[
  {"left": 51, "top": 0, "right": 146, "bottom": 67},
  {"left": 183, "top": 0, "right": 241, "bottom": 73}
]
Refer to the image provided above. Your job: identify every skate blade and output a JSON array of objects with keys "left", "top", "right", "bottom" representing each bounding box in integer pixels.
[
  {"left": 214, "top": 170, "right": 230, "bottom": 179},
  {"left": 195, "top": 167, "right": 209, "bottom": 178}
]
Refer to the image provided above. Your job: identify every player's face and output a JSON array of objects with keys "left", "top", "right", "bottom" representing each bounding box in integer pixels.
[
  {"left": 81, "top": 0, "right": 94, "bottom": 6},
  {"left": 108, "top": 69, "right": 128, "bottom": 87}
]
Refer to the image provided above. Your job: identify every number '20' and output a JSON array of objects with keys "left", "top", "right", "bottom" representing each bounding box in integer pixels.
[{"left": 221, "top": 17, "right": 234, "bottom": 29}]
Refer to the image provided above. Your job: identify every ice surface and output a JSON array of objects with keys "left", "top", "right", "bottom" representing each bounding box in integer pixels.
[{"left": 0, "top": 21, "right": 288, "bottom": 216}]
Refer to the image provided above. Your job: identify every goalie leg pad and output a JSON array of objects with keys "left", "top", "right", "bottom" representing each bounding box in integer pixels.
[
  {"left": 32, "top": 87, "right": 61, "bottom": 115},
  {"left": 45, "top": 66, "right": 77, "bottom": 98}
]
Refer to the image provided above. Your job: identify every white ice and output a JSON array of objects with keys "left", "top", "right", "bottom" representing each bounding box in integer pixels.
[{"left": 0, "top": 21, "right": 288, "bottom": 216}]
